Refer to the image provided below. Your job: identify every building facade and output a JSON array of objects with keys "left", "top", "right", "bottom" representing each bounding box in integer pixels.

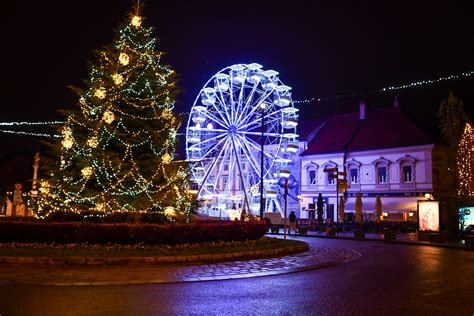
[{"left": 298, "top": 99, "right": 436, "bottom": 222}]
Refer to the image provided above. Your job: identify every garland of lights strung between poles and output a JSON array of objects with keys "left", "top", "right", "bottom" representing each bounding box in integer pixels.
[{"left": 2, "top": 69, "right": 473, "bottom": 138}]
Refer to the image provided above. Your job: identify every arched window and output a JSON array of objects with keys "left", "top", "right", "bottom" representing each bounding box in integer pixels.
[
  {"left": 397, "top": 156, "right": 416, "bottom": 183},
  {"left": 346, "top": 159, "right": 361, "bottom": 184},
  {"left": 322, "top": 161, "right": 337, "bottom": 185},
  {"left": 305, "top": 163, "right": 318, "bottom": 185},
  {"left": 372, "top": 158, "right": 390, "bottom": 184}
]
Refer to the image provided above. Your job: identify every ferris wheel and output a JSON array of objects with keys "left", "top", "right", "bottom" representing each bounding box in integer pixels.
[{"left": 186, "top": 63, "right": 299, "bottom": 218}]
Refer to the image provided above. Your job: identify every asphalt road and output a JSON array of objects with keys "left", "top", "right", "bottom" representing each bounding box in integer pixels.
[{"left": 1, "top": 237, "right": 473, "bottom": 315}]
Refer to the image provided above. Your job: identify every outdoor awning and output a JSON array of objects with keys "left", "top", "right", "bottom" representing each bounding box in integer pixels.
[{"left": 343, "top": 197, "right": 418, "bottom": 213}]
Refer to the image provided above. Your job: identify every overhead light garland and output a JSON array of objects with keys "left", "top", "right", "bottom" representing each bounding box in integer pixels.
[{"left": 294, "top": 70, "right": 474, "bottom": 104}]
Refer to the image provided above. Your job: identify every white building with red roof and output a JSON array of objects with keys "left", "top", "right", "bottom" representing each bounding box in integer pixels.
[{"left": 298, "top": 98, "right": 438, "bottom": 222}]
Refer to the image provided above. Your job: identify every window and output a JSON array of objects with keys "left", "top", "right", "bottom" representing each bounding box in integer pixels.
[
  {"left": 223, "top": 164, "right": 229, "bottom": 171},
  {"left": 350, "top": 168, "right": 358, "bottom": 184},
  {"left": 328, "top": 172, "right": 335, "bottom": 185},
  {"left": 309, "top": 170, "right": 317, "bottom": 185},
  {"left": 403, "top": 165, "right": 412, "bottom": 182},
  {"left": 378, "top": 167, "right": 387, "bottom": 183},
  {"left": 221, "top": 176, "right": 228, "bottom": 190}
]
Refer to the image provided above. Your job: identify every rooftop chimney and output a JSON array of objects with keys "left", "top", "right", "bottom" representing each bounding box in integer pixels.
[
  {"left": 359, "top": 100, "right": 366, "bottom": 120},
  {"left": 394, "top": 96, "right": 399, "bottom": 108}
]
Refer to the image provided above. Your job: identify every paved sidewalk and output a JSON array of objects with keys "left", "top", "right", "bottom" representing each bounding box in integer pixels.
[
  {"left": 0, "top": 243, "right": 360, "bottom": 286},
  {"left": 272, "top": 230, "right": 472, "bottom": 250}
]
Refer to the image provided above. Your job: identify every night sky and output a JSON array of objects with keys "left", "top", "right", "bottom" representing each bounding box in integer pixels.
[{"left": 1, "top": 0, "right": 473, "bottom": 155}]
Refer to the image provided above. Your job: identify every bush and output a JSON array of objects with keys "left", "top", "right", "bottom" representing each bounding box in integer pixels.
[
  {"left": 354, "top": 229, "right": 365, "bottom": 238},
  {"left": 383, "top": 229, "right": 397, "bottom": 241},
  {"left": 44, "top": 210, "right": 170, "bottom": 224},
  {"left": 0, "top": 220, "right": 268, "bottom": 245}
]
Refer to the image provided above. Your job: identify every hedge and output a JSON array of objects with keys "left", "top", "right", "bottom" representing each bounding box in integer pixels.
[{"left": 0, "top": 220, "right": 268, "bottom": 245}]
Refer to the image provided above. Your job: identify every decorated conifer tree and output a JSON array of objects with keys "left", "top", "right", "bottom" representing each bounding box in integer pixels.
[{"left": 37, "top": 5, "right": 192, "bottom": 217}]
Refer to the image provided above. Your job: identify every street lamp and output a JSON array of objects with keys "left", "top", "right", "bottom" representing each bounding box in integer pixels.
[
  {"left": 259, "top": 102, "right": 267, "bottom": 219},
  {"left": 280, "top": 171, "right": 291, "bottom": 240}
]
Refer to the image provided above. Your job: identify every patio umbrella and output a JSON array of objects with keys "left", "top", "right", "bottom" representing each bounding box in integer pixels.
[
  {"left": 375, "top": 195, "right": 383, "bottom": 222},
  {"left": 338, "top": 196, "right": 345, "bottom": 223},
  {"left": 355, "top": 192, "right": 363, "bottom": 224}
]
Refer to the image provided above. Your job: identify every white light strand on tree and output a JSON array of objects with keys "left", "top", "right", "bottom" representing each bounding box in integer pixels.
[{"left": 294, "top": 70, "right": 474, "bottom": 104}]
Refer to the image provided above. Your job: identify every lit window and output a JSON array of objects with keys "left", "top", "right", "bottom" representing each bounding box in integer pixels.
[
  {"left": 403, "top": 165, "right": 412, "bottom": 182},
  {"left": 378, "top": 167, "right": 387, "bottom": 183},
  {"left": 350, "top": 168, "right": 358, "bottom": 184}
]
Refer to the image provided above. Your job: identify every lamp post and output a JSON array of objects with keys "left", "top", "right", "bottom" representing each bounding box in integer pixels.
[{"left": 259, "top": 102, "right": 267, "bottom": 219}]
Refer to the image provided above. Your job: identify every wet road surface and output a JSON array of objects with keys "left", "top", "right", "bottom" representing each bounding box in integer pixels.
[{"left": 1, "top": 237, "right": 473, "bottom": 315}]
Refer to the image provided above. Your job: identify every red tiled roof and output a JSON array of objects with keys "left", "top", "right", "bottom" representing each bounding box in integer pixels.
[
  {"left": 346, "top": 108, "right": 432, "bottom": 151},
  {"left": 302, "top": 112, "right": 363, "bottom": 154},
  {"left": 301, "top": 107, "right": 432, "bottom": 155},
  {"left": 298, "top": 118, "right": 325, "bottom": 140}
]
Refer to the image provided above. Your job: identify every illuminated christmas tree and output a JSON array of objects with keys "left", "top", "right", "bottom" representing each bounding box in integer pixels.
[
  {"left": 457, "top": 123, "right": 474, "bottom": 198},
  {"left": 37, "top": 6, "right": 192, "bottom": 217}
]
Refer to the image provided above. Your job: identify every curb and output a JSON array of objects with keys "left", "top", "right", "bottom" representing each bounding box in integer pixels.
[
  {"left": 269, "top": 232, "right": 474, "bottom": 251},
  {"left": 0, "top": 244, "right": 309, "bottom": 266}
]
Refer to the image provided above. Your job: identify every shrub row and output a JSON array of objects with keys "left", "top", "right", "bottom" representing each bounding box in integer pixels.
[
  {"left": 0, "top": 220, "right": 268, "bottom": 245},
  {"left": 44, "top": 210, "right": 171, "bottom": 224}
]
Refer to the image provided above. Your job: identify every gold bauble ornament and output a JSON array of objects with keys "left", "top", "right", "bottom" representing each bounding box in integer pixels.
[
  {"left": 94, "top": 87, "right": 107, "bottom": 99},
  {"left": 164, "top": 206, "right": 176, "bottom": 217},
  {"left": 162, "top": 152, "right": 172, "bottom": 164},
  {"left": 62, "top": 138, "right": 74, "bottom": 149},
  {"left": 81, "top": 166, "right": 93, "bottom": 178},
  {"left": 112, "top": 73, "right": 124, "bottom": 85},
  {"left": 161, "top": 108, "right": 172, "bottom": 119},
  {"left": 119, "top": 52, "right": 130, "bottom": 66},
  {"left": 87, "top": 137, "right": 99, "bottom": 148},
  {"left": 102, "top": 110, "right": 115, "bottom": 124}
]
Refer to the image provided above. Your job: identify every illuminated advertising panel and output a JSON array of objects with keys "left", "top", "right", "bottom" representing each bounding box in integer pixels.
[{"left": 418, "top": 200, "right": 440, "bottom": 232}]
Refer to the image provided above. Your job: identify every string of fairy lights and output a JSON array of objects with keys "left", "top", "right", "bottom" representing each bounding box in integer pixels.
[
  {"left": 1, "top": 69, "right": 472, "bottom": 138},
  {"left": 294, "top": 70, "right": 474, "bottom": 104}
]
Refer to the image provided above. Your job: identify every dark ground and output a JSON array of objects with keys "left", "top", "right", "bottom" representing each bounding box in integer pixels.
[{"left": 1, "top": 237, "right": 473, "bottom": 315}]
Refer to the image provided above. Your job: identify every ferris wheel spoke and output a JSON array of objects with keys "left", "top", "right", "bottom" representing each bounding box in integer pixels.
[
  {"left": 213, "top": 90, "right": 233, "bottom": 126},
  {"left": 237, "top": 107, "right": 281, "bottom": 131},
  {"left": 197, "top": 137, "right": 230, "bottom": 196},
  {"left": 235, "top": 82, "right": 260, "bottom": 124},
  {"left": 211, "top": 140, "right": 232, "bottom": 189},
  {"left": 198, "top": 110, "right": 229, "bottom": 129},
  {"left": 188, "top": 132, "right": 226, "bottom": 151},
  {"left": 196, "top": 136, "right": 229, "bottom": 162},
  {"left": 239, "top": 131, "right": 281, "bottom": 138},
  {"left": 236, "top": 90, "right": 274, "bottom": 129},
  {"left": 240, "top": 135, "right": 275, "bottom": 160},
  {"left": 234, "top": 134, "right": 261, "bottom": 176},
  {"left": 234, "top": 76, "right": 252, "bottom": 125},
  {"left": 193, "top": 127, "right": 228, "bottom": 133}
]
